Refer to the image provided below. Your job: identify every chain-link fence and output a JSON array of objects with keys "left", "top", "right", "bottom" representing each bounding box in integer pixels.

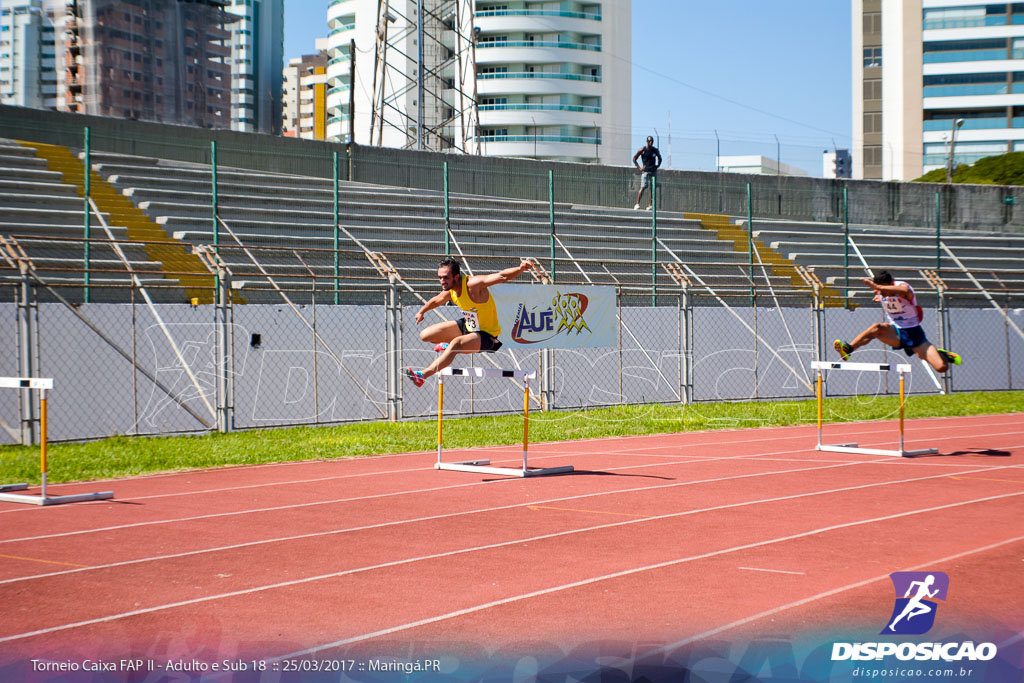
[{"left": 2, "top": 254, "right": 1022, "bottom": 444}]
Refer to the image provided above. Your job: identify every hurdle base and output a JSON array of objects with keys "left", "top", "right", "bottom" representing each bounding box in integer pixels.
[
  {"left": 0, "top": 490, "right": 113, "bottom": 506},
  {"left": 0, "top": 483, "right": 29, "bottom": 493},
  {"left": 816, "top": 444, "right": 939, "bottom": 458},
  {"left": 436, "top": 460, "right": 574, "bottom": 478}
]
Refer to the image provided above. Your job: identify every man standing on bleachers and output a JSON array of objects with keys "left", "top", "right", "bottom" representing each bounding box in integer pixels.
[{"left": 632, "top": 135, "right": 661, "bottom": 210}]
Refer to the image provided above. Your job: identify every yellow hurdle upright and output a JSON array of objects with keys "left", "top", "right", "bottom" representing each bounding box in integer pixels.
[
  {"left": 434, "top": 367, "right": 572, "bottom": 477},
  {"left": 811, "top": 361, "right": 938, "bottom": 458}
]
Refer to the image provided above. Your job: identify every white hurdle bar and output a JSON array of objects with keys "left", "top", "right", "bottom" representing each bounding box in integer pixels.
[
  {"left": 0, "top": 378, "right": 114, "bottom": 506},
  {"left": 810, "top": 361, "right": 938, "bottom": 457},
  {"left": 435, "top": 367, "right": 574, "bottom": 477}
]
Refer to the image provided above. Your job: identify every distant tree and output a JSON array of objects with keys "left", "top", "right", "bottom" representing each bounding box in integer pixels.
[{"left": 913, "top": 151, "right": 1024, "bottom": 185}]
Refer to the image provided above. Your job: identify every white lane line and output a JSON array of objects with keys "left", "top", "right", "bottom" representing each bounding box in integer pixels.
[
  {"left": 0, "top": 460, "right": 862, "bottom": 585},
  {"left": 737, "top": 567, "right": 806, "bottom": 575},
  {"left": 1, "top": 419, "right": 1019, "bottom": 520},
  {"left": 0, "top": 445, "right": 865, "bottom": 544},
  {"left": 2, "top": 436, "right": 1022, "bottom": 548},
  {"left": 642, "top": 534, "right": 1024, "bottom": 658},
  {"left": 3, "top": 428, "right": 1022, "bottom": 546},
  {"left": 0, "top": 426, "right": 878, "bottom": 511},
  {"left": 2, "top": 417, "right": 1019, "bottom": 514},
  {"left": 0, "top": 484, "right": 1020, "bottom": 645},
  {"left": 264, "top": 496, "right": 1024, "bottom": 660}
]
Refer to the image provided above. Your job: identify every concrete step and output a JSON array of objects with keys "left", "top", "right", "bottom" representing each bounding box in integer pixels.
[
  {"left": 0, "top": 207, "right": 112, "bottom": 225},
  {"left": 0, "top": 166, "right": 66, "bottom": 182}
]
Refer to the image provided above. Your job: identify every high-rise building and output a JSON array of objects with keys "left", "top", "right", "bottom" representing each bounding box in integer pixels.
[
  {"left": 853, "top": 0, "right": 1024, "bottom": 181},
  {"left": 61, "top": 0, "right": 235, "bottom": 128},
  {"left": 325, "top": 0, "right": 630, "bottom": 164},
  {"left": 0, "top": 0, "right": 68, "bottom": 110},
  {"left": 225, "top": 0, "right": 283, "bottom": 134},
  {"left": 3, "top": 0, "right": 283, "bottom": 134},
  {"left": 282, "top": 38, "right": 329, "bottom": 140}
]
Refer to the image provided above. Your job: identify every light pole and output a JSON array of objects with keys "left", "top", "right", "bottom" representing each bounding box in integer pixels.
[{"left": 946, "top": 118, "right": 965, "bottom": 183}]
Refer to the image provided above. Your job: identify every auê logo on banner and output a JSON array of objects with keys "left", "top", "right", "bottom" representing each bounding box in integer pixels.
[
  {"left": 831, "top": 572, "right": 997, "bottom": 663},
  {"left": 511, "top": 292, "right": 591, "bottom": 344},
  {"left": 492, "top": 284, "right": 616, "bottom": 348}
]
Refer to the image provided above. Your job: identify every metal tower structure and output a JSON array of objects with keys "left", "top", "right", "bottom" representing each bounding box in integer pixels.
[{"left": 370, "top": 0, "right": 479, "bottom": 153}]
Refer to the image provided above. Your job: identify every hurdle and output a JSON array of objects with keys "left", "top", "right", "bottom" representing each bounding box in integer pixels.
[
  {"left": 435, "top": 367, "right": 574, "bottom": 477},
  {"left": 0, "top": 378, "right": 114, "bottom": 505},
  {"left": 811, "top": 361, "right": 938, "bottom": 457}
]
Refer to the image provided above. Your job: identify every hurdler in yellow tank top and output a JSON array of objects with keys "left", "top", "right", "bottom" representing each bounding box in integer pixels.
[{"left": 449, "top": 277, "right": 501, "bottom": 337}]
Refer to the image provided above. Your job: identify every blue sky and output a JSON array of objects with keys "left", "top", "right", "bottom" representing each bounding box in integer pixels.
[{"left": 284, "top": 1, "right": 852, "bottom": 177}]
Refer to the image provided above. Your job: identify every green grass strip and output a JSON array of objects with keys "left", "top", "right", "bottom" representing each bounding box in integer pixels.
[{"left": 0, "top": 391, "right": 1021, "bottom": 485}]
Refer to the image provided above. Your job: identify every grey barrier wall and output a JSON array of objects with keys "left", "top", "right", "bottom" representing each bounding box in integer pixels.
[
  {"left": 2, "top": 103, "right": 1023, "bottom": 233},
  {"left": 2, "top": 299, "right": 1022, "bottom": 444}
]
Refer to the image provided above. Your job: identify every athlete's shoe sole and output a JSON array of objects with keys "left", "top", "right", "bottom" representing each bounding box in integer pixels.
[
  {"left": 434, "top": 343, "right": 449, "bottom": 352},
  {"left": 833, "top": 339, "right": 852, "bottom": 361},
  {"left": 404, "top": 367, "right": 425, "bottom": 387},
  {"left": 939, "top": 349, "right": 962, "bottom": 366}
]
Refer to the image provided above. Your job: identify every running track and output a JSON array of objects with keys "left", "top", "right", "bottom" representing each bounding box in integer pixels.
[{"left": 0, "top": 414, "right": 1022, "bottom": 681}]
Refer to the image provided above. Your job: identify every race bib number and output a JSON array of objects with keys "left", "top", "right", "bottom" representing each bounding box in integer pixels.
[
  {"left": 883, "top": 298, "right": 902, "bottom": 315},
  {"left": 463, "top": 310, "right": 480, "bottom": 332}
]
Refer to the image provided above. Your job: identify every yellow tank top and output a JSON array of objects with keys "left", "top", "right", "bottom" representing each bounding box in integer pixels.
[{"left": 449, "top": 277, "right": 501, "bottom": 337}]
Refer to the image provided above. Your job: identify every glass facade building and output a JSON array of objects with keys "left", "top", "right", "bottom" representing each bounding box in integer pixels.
[{"left": 854, "top": 0, "right": 1024, "bottom": 180}]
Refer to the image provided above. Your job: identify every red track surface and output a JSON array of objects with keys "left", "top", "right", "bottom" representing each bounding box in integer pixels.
[{"left": 0, "top": 413, "right": 1022, "bottom": 681}]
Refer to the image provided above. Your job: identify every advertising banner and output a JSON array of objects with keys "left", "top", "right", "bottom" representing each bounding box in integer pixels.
[{"left": 491, "top": 284, "right": 617, "bottom": 348}]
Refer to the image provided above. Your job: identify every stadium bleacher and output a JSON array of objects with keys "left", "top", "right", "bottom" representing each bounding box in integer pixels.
[
  {"left": 84, "top": 146, "right": 801, "bottom": 302},
  {"left": 2, "top": 137, "right": 1021, "bottom": 308},
  {"left": 745, "top": 218, "right": 1024, "bottom": 304}
]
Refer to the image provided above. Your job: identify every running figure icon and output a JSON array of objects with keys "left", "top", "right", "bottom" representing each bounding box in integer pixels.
[{"left": 886, "top": 574, "right": 940, "bottom": 633}]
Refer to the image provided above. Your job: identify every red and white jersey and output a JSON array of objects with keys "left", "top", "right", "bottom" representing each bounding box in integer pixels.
[{"left": 881, "top": 280, "right": 923, "bottom": 329}]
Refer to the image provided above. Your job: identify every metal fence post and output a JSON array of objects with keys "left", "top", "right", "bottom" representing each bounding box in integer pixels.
[
  {"left": 334, "top": 151, "right": 340, "bottom": 305},
  {"left": 753, "top": 291, "right": 759, "bottom": 399},
  {"left": 843, "top": 186, "right": 849, "bottom": 302},
  {"left": 211, "top": 142, "right": 219, "bottom": 296},
  {"left": 651, "top": 176, "right": 657, "bottom": 306},
  {"left": 387, "top": 276, "right": 400, "bottom": 420},
  {"left": 747, "top": 183, "right": 754, "bottom": 305},
  {"left": 549, "top": 169, "right": 555, "bottom": 282},
  {"left": 215, "top": 264, "right": 234, "bottom": 432},
  {"left": 211, "top": 141, "right": 218, "bottom": 252},
  {"left": 938, "top": 286, "right": 952, "bottom": 394},
  {"left": 444, "top": 161, "right": 451, "bottom": 256},
  {"left": 16, "top": 261, "right": 37, "bottom": 445},
  {"left": 83, "top": 126, "right": 91, "bottom": 303},
  {"left": 547, "top": 348, "right": 556, "bottom": 411},
  {"left": 935, "top": 191, "right": 941, "bottom": 271},
  {"left": 814, "top": 285, "right": 826, "bottom": 399},
  {"left": 617, "top": 288, "right": 623, "bottom": 404},
  {"left": 678, "top": 288, "right": 692, "bottom": 404}
]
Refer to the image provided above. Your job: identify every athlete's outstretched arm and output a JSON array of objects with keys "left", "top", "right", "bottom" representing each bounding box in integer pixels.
[{"left": 472, "top": 260, "right": 533, "bottom": 289}]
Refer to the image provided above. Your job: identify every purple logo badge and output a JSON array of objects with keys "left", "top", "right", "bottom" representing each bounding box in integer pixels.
[{"left": 882, "top": 572, "right": 949, "bottom": 635}]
